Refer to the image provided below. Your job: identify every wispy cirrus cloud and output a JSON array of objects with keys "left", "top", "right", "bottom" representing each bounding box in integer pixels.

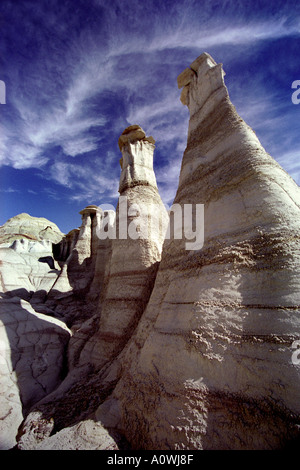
[
  {"left": 0, "top": 187, "right": 21, "bottom": 193},
  {"left": 275, "top": 149, "right": 300, "bottom": 185},
  {"left": 146, "top": 19, "right": 300, "bottom": 53},
  {"left": 48, "top": 154, "right": 120, "bottom": 203},
  {"left": 2, "top": 5, "right": 298, "bottom": 170},
  {"left": 2, "top": 82, "right": 108, "bottom": 169},
  {"left": 1, "top": 0, "right": 299, "bottom": 232}
]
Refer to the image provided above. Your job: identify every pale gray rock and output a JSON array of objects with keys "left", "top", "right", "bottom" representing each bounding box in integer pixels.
[
  {"left": 0, "top": 296, "right": 70, "bottom": 449},
  {"left": 0, "top": 215, "right": 72, "bottom": 449},
  {"left": 78, "top": 126, "right": 169, "bottom": 371},
  {"left": 17, "top": 416, "right": 118, "bottom": 450},
  {"left": 50, "top": 205, "right": 105, "bottom": 297},
  {"left": 0, "top": 244, "right": 60, "bottom": 298},
  {"left": 0, "top": 213, "right": 64, "bottom": 300},
  {"left": 3, "top": 54, "right": 300, "bottom": 451},
  {"left": 62, "top": 205, "right": 99, "bottom": 293},
  {"left": 118, "top": 125, "right": 157, "bottom": 192},
  {"left": 32, "top": 420, "right": 119, "bottom": 450},
  {"left": 87, "top": 210, "right": 115, "bottom": 302},
  {"left": 177, "top": 66, "right": 194, "bottom": 89},
  {"left": 53, "top": 228, "right": 79, "bottom": 262},
  {"left": 0, "top": 213, "right": 63, "bottom": 245},
  {"left": 96, "top": 53, "right": 300, "bottom": 450},
  {"left": 15, "top": 126, "right": 169, "bottom": 449}
]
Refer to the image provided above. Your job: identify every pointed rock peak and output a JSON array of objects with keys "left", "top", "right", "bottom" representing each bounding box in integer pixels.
[
  {"left": 190, "top": 52, "right": 218, "bottom": 73},
  {"left": 177, "top": 52, "right": 219, "bottom": 88},
  {"left": 177, "top": 52, "right": 226, "bottom": 107}
]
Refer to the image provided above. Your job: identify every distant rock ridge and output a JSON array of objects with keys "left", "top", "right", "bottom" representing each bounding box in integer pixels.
[
  {"left": 0, "top": 52, "right": 300, "bottom": 451},
  {"left": 0, "top": 213, "right": 63, "bottom": 245}
]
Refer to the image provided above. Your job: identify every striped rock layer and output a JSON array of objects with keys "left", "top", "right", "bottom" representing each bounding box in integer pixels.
[
  {"left": 78, "top": 126, "right": 169, "bottom": 371},
  {"left": 98, "top": 53, "right": 300, "bottom": 450},
  {"left": 15, "top": 125, "right": 169, "bottom": 450},
  {"left": 12, "top": 55, "right": 300, "bottom": 451}
]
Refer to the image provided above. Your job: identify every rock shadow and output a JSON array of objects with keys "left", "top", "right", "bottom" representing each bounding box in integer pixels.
[
  {"left": 0, "top": 289, "right": 71, "bottom": 449},
  {"left": 38, "top": 256, "right": 57, "bottom": 271}
]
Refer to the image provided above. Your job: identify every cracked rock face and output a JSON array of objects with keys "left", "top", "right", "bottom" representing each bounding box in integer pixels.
[
  {"left": 51, "top": 205, "right": 103, "bottom": 296},
  {"left": 0, "top": 215, "right": 71, "bottom": 449},
  {"left": 118, "top": 125, "right": 157, "bottom": 193},
  {"left": 13, "top": 124, "right": 169, "bottom": 450}
]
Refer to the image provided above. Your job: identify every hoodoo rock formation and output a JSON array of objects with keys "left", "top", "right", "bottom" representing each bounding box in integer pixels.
[
  {"left": 50, "top": 204, "right": 104, "bottom": 299},
  {"left": 78, "top": 125, "right": 169, "bottom": 371},
  {"left": 0, "top": 53, "right": 300, "bottom": 450},
  {"left": 13, "top": 125, "right": 169, "bottom": 450},
  {"left": 97, "top": 53, "right": 300, "bottom": 449}
]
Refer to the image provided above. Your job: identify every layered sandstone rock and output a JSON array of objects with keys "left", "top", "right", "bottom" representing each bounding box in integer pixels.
[
  {"left": 0, "top": 213, "right": 64, "bottom": 301},
  {"left": 77, "top": 126, "right": 169, "bottom": 370},
  {"left": 49, "top": 205, "right": 107, "bottom": 301},
  {"left": 57, "top": 205, "right": 100, "bottom": 294},
  {"left": 3, "top": 54, "right": 300, "bottom": 451},
  {"left": 0, "top": 208, "right": 115, "bottom": 450},
  {"left": 118, "top": 125, "right": 156, "bottom": 192},
  {"left": 15, "top": 126, "right": 169, "bottom": 450},
  {"left": 0, "top": 241, "right": 60, "bottom": 300},
  {"left": 96, "top": 53, "right": 300, "bottom": 450},
  {"left": 87, "top": 209, "right": 115, "bottom": 302},
  {"left": 0, "top": 213, "right": 63, "bottom": 245},
  {"left": 24, "top": 419, "right": 119, "bottom": 450},
  {"left": 0, "top": 215, "right": 70, "bottom": 449}
]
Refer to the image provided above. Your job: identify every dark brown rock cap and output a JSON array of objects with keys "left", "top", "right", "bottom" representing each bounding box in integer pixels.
[{"left": 118, "top": 124, "right": 155, "bottom": 151}]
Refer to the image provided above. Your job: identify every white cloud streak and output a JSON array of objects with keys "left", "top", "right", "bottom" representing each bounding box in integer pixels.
[
  {"left": 1, "top": 1, "right": 299, "bottom": 206},
  {"left": 275, "top": 149, "right": 300, "bottom": 184},
  {"left": 48, "top": 157, "right": 120, "bottom": 203}
]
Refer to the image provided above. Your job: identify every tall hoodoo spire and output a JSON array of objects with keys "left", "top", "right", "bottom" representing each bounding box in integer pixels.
[
  {"left": 78, "top": 125, "right": 169, "bottom": 371},
  {"left": 118, "top": 125, "right": 157, "bottom": 193},
  {"left": 99, "top": 54, "right": 300, "bottom": 450},
  {"left": 14, "top": 55, "right": 300, "bottom": 451}
]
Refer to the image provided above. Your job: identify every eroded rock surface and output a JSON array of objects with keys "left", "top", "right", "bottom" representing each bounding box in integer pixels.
[
  {"left": 15, "top": 125, "right": 169, "bottom": 450},
  {"left": 0, "top": 296, "right": 70, "bottom": 449},
  {"left": 0, "top": 213, "right": 63, "bottom": 245},
  {"left": 78, "top": 126, "right": 169, "bottom": 371},
  {"left": 0, "top": 215, "right": 72, "bottom": 449},
  {"left": 96, "top": 53, "right": 300, "bottom": 450},
  {"left": 1, "top": 54, "right": 300, "bottom": 451}
]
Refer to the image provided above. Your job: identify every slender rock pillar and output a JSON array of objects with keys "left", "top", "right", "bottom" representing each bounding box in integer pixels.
[
  {"left": 79, "top": 125, "right": 169, "bottom": 370},
  {"left": 100, "top": 54, "right": 300, "bottom": 450},
  {"left": 49, "top": 205, "right": 101, "bottom": 298},
  {"left": 87, "top": 210, "right": 115, "bottom": 302}
]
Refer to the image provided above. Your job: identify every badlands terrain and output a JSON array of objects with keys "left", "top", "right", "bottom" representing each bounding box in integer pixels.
[{"left": 0, "top": 53, "right": 300, "bottom": 450}]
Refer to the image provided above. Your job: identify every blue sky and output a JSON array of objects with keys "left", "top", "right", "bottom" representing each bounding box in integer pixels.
[{"left": 0, "top": 0, "right": 299, "bottom": 234}]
